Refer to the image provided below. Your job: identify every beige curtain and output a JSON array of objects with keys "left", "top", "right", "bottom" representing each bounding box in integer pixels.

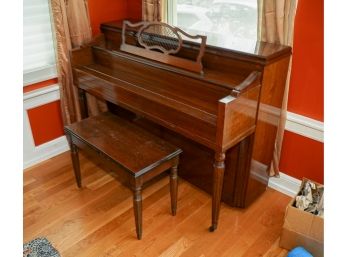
[
  {"left": 257, "top": 0, "right": 298, "bottom": 176},
  {"left": 143, "top": 0, "right": 162, "bottom": 21},
  {"left": 49, "top": 0, "right": 106, "bottom": 125}
]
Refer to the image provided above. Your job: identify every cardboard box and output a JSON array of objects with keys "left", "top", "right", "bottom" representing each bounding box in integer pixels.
[{"left": 279, "top": 179, "right": 324, "bottom": 257}]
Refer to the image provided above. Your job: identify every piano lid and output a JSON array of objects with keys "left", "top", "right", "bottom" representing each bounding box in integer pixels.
[{"left": 100, "top": 20, "right": 291, "bottom": 63}]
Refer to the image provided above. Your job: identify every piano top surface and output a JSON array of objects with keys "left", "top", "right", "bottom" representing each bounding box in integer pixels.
[{"left": 101, "top": 20, "right": 291, "bottom": 62}]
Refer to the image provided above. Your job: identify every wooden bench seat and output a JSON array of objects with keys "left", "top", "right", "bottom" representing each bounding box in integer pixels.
[{"left": 64, "top": 112, "right": 182, "bottom": 239}]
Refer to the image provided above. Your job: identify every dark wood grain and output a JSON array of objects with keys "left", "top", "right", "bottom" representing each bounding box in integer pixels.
[
  {"left": 66, "top": 134, "right": 82, "bottom": 188},
  {"left": 77, "top": 88, "right": 88, "bottom": 119},
  {"left": 170, "top": 163, "right": 178, "bottom": 216},
  {"left": 132, "top": 183, "right": 142, "bottom": 240},
  {"left": 65, "top": 112, "right": 181, "bottom": 176},
  {"left": 64, "top": 112, "right": 182, "bottom": 239},
  {"left": 210, "top": 152, "right": 226, "bottom": 232},
  {"left": 69, "top": 19, "right": 291, "bottom": 231}
]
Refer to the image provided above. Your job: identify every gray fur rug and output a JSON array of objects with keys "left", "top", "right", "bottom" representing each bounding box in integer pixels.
[{"left": 23, "top": 237, "right": 60, "bottom": 257}]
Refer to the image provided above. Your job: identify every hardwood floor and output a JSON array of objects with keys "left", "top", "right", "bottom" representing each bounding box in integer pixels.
[{"left": 24, "top": 152, "right": 290, "bottom": 257}]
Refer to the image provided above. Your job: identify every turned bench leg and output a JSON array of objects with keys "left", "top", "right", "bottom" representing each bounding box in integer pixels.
[
  {"left": 210, "top": 152, "right": 225, "bottom": 232},
  {"left": 133, "top": 186, "right": 143, "bottom": 240},
  {"left": 170, "top": 164, "right": 178, "bottom": 216},
  {"left": 70, "top": 143, "right": 82, "bottom": 188}
]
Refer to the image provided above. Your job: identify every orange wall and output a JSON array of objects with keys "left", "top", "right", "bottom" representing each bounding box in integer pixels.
[
  {"left": 88, "top": 0, "right": 128, "bottom": 35},
  {"left": 127, "top": 0, "right": 142, "bottom": 20},
  {"left": 88, "top": 0, "right": 142, "bottom": 36},
  {"left": 24, "top": 78, "right": 64, "bottom": 146},
  {"left": 279, "top": 131, "right": 323, "bottom": 184},
  {"left": 280, "top": 0, "right": 324, "bottom": 183},
  {"left": 27, "top": 101, "right": 65, "bottom": 146},
  {"left": 287, "top": 0, "right": 324, "bottom": 122}
]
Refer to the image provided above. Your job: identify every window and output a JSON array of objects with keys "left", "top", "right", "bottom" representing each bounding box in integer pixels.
[
  {"left": 23, "top": 0, "right": 57, "bottom": 86},
  {"left": 167, "top": 0, "right": 258, "bottom": 51}
]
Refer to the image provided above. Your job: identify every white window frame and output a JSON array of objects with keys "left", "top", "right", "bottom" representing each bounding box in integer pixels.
[{"left": 167, "top": 0, "right": 177, "bottom": 26}]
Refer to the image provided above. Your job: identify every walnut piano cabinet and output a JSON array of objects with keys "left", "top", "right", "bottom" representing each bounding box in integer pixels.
[{"left": 70, "top": 20, "right": 291, "bottom": 231}]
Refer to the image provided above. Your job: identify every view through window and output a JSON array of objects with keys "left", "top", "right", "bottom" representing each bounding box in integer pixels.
[{"left": 170, "top": 0, "right": 258, "bottom": 50}]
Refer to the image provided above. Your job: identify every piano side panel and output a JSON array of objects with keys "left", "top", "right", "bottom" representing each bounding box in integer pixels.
[
  {"left": 216, "top": 85, "right": 261, "bottom": 152},
  {"left": 70, "top": 46, "right": 94, "bottom": 67},
  {"left": 214, "top": 83, "right": 262, "bottom": 208},
  {"left": 207, "top": 56, "right": 290, "bottom": 208},
  {"left": 253, "top": 56, "right": 291, "bottom": 165},
  {"left": 244, "top": 55, "right": 291, "bottom": 207}
]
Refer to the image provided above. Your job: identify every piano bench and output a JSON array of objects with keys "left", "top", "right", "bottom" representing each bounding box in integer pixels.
[{"left": 64, "top": 112, "right": 182, "bottom": 240}]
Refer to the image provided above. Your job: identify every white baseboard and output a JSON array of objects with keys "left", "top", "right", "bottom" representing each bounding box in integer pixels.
[
  {"left": 24, "top": 135, "right": 70, "bottom": 169},
  {"left": 252, "top": 160, "right": 301, "bottom": 197},
  {"left": 268, "top": 172, "right": 302, "bottom": 197},
  {"left": 23, "top": 136, "right": 70, "bottom": 169}
]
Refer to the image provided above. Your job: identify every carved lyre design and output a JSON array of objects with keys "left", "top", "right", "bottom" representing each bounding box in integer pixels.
[{"left": 120, "top": 20, "right": 207, "bottom": 74}]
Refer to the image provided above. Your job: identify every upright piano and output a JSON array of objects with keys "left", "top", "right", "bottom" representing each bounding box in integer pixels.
[{"left": 70, "top": 20, "right": 291, "bottom": 231}]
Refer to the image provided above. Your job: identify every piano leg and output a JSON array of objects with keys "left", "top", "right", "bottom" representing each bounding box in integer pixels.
[
  {"left": 65, "top": 133, "right": 82, "bottom": 188},
  {"left": 210, "top": 152, "right": 226, "bottom": 232},
  {"left": 78, "top": 88, "right": 88, "bottom": 119},
  {"left": 170, "top": 164, "right": 178, "bottom": 216},
  {"left": 132, "top": 181, "right": 143, "bottom": 240}
]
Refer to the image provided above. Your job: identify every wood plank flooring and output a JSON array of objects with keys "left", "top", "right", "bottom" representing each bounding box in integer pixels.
[{"left": 24, "top": 152, "right": 290, "bottom": 257}]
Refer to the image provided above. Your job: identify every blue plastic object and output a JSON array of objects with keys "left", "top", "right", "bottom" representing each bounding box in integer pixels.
[{"left": 287, "top": 246, "right": 313, "bottom": 257}]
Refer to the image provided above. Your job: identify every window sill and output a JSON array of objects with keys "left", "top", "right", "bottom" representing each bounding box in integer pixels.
[{"left": 23, "top": 65, "right": 57, "bottom": 87}]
